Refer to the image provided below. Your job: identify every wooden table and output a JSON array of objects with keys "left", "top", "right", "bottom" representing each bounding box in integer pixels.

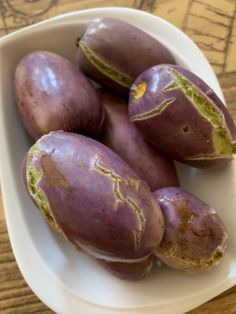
[{"left": 1, "top": 0, "right": 236, "bottom": 313}]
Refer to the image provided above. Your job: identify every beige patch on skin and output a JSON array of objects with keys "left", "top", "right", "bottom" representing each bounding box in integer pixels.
[
  {"left": 92, "top": 156, "right": 146, "bottom": 251},
  {"left": 156, "top": 240, "right": 227, "bottom": 273},
  {"left": 186, "top": 152, "right": 232, "bottom": 160},
  {"left": 41, "top": 154, "right": 71, "bottom": 189},
  {"left": 155, "top": 198, "right": 228, "bottom": 272}
]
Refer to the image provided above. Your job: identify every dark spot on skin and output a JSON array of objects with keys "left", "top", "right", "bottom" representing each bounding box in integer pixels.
[
  {"left": 182, "top": 125, "right": 189, "bottom": 133},
  {"left": 200, "top": 129, "right": 209, "bottom": 139},
  {"left": 214, "top": 251, "right": 223, "bottom": 259},
  {"left": 43, "top": 90, "right": 50, "bottom": 97},
  {"left": 207, "top": 260, "right": 213, "bottom": 266},
  {"left": 75, "top": 37, "right": 81, "bottom": 47}
]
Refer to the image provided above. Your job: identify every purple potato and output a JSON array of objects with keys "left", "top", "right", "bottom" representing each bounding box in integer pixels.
[
  {"left": 99, "top": 89, "right": 179, "bottom": 191},
  {"left": 129, "top": 64, "right": 236, "bottom": 167},
  {"left": 15, "top": 51, "right": 104, "bottom": 140},
  {"left": 24, "top": 131, "right": 164, "bottom": 261},
  {"left": 76, "top": 18, "right": 175, "bottom": 95},
  {"left": 153, "top": 187, "right": 228, "bottom": 272},
  {"left": 97, "top": 255, "right": 155, "bottom": 280}
]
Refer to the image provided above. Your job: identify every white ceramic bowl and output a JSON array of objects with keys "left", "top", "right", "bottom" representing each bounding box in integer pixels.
[{"left": 1, "top": 7, "right": 236, "bottom": 314}]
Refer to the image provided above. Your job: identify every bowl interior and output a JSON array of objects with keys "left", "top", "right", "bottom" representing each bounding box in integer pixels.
[{"left": 1, "top": 10, "right": 236, "bottom": 312}]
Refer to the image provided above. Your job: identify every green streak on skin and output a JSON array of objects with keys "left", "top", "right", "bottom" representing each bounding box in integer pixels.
[
  {"left": 130, "top": 98, "right": 175, "bottom": 122},
  {"left": 27, "top": 144, "right": 62, "bottom": 233},
  {"left": 79, "top": 41, "right": 133, "bottom": 88},
  {"left": 92, "top": 156, "right": 145, "bottom": 251},
  {"left": 166, "top": 68, "right": 236, "bottom": 157}
]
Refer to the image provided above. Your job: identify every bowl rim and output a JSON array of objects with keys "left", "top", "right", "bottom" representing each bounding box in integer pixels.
[{"left": 0, "top": 7, "right": 234, "bottom": 314}]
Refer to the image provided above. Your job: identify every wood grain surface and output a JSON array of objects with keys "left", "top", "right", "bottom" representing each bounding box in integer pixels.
[{"left": 1, "top": 0, "right": 236, "bottom": 313}]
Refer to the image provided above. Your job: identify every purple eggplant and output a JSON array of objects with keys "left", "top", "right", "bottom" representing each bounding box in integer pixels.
[
  {"left": 99, "top": 89, "right": 179, "bottom": 191},
  {"left": 153, "top": 187, "right": 228, "bottom": 272},
  {"left": 23, "top": 153, "right": 156, "bottom": 280},
  {"left": 129, "top": 64, "right": 236, "bottom": 167},
  {"left": 15, "top": 51, "right": 104, "bottom": 140},
  {"left": 24, "top": 131, "right": 164, "bottom": 262},
  {"left": 76, "top": 18, "right": 175, "bottom": 95},
  {"left": 97, "top": 255, "right": 155, "bottom": 280}
]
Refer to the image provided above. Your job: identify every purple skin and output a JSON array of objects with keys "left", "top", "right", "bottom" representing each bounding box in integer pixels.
[
  {"left": 15, "top": 51, "right": 104, "bottom": 140},
  {"left": 24, "top": 152, "right": 156, "bottom": 279},
  {"left": 129, "top": 64, "right": 236, "bottom": 168},
  {"left": 99, "top": 89, "right": 179, "bottom": 191},
  {"left": 23, "top": 154, "right": 155, "bottom": 280},
  {"left": 97, "top": 255, "right": 155, "bottom": 280},
  {"left": 153, "top": 187, "right": 228, "bottom": 272},
  {"left": 76, "top": 18, "right": 176, "bottom": 96},
  {"left": 25, "top": 131, "right": 164, "bottom": 261}
]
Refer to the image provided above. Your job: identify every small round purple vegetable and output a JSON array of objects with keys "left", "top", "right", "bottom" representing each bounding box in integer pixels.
[
  {"left": 24, "top": 131, "right": 164, "bottom": 261},
  {"left": 153, "top": 187, "right": 228, "bottom": 272},
  {"left": 129, "top": 64, "right": 236, "bottom": 167},
  {"left": 76, "top": 18, "right": 175, "bottom": 95},
  {"left": 99, "top": 89, "right": 179, "bottom": 191},
  {"left": 15, "top": 51, "right": 104, "bottom": 140},
  {"left": 97, "top": 255, "right": 155, "bottom": 280}
]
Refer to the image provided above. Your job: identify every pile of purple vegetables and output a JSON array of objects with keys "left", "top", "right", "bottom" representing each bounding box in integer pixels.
[{"left": 15, "top": 18, "right": 235, "bottom": 280}]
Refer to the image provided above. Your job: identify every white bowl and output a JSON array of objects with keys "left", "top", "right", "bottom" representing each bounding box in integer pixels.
[{"left": 1, "top": 7, "right": 236, "bottom": 314}]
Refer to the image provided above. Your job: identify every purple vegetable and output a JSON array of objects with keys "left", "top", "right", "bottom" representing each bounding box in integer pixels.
[
  {"left": 129, "top": 64, "right": 236, "bottom": 167},
  {"left": 153, "top": 187, "right": 228, "bottom": 272},
  {"left": 99, "top": 89, "right": 179, "bottom": 191},
  {"left": 76, "top": 18, "right": 175, "bottom": 95},
  {"left": 97, "top": 255, "right": 155, "bottom": 280},
  {"left": 23, "top": 150, "right": 156, "bottom": 280},
  {"left": 15, "top": 51, "right": 104, "bottom": 140},
  {"left": 24, "top": 131, "right": 164, "bottom": 262}
]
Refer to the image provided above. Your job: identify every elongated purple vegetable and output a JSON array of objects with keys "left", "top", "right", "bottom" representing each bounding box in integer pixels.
[
  {"left": 15, "top": 51, "right": 104, "bottom": 140},
  {"left": 24, "top": 131, "right": 164, "bottom": 262},
  {"left": 129, "top": 64, "right": 236, "bottom": 167},
  {"left": 76, "top": 18, "right": 175, "bottom": 95}
]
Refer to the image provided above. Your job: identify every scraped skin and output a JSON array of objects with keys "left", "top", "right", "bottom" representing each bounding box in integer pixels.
[
  {"left": 98, "top": 255, "right": 155, "bottom": 280},
  {"left": 77, "top": 18, "right": 175, "bottom": 95},
  {"left": 79, "top": 41, "right": 133, "bottom": 88},
  {"left": 23, "top": 148, "right": 63, "bottom": 234},
  {"left": 153, "top": 187, "right": 228, "bottom": 273},
  {"left": 15, "top": 51, "right": 104, "bottom": 140},
  {"left": 24, "top": 152, "right": 156, "bottom": 279},
  {"left": 99, "top": 90, "right": 179, "bottom": 191},
  {"left": 129, "top": 64, "right": 236, "bottom": 167},
  {"left": 24, "top": 131, "right": 164, "bottom": 262}
]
